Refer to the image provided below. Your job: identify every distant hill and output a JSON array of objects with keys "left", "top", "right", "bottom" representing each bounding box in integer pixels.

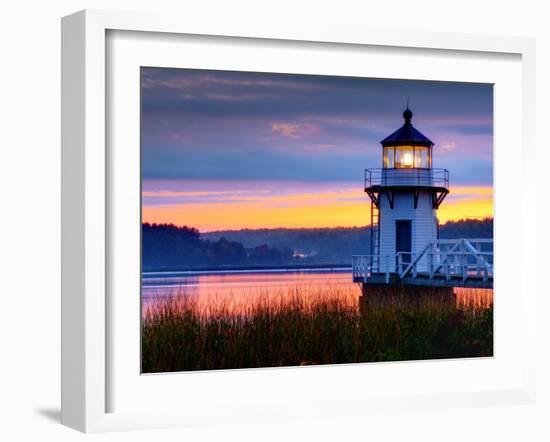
[
  {"left": 439, "top": 218, "right": 493, "bottom": 239},
  {"left": 141, "top": 218, "right": 493, "bottom": 271},
  {"left": 142, "top": 223, "right": 293, "bottom": 272},
  {"left": 202, "top": 218, "right": 492, "bottom": 266},
  {"left": 203, "top": 226, "right": 371, "bottom": 264}
]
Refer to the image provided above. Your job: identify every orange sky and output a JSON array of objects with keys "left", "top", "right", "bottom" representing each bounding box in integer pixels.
[{"left": 142, "top": 185, "right": 493, "bottom": 232}]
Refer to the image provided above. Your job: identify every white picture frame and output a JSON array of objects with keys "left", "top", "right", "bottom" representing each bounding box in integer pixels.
[{"left": 61, "top": 9, "right": 537, "bottom": 433}]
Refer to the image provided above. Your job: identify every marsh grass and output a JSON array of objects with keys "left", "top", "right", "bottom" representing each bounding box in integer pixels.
[{"left": 141, "top": 286, "right": 493, "bottom": 373}]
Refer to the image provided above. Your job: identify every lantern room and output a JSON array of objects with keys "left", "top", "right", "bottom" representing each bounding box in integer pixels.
[{"left": 381, "top": 108, "right": 433, "bottom": 169}]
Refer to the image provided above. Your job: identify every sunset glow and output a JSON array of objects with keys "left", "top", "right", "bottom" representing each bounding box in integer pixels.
[{"left": 142, "top": 181, "right": 492, "bottom": 231}]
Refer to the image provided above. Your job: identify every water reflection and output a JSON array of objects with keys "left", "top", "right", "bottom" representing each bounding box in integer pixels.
[{"left": 142, "top": 270, "right": 493, "bottom": 318}]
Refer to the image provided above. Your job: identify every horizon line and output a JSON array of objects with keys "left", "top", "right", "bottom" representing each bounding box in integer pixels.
[{"left": 142, "top": 216, "right": 494, "bottom": 234}]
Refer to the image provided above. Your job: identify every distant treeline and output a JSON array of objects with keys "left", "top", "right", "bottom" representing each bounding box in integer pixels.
[
  {"left": 142, "top": 223, "right": 293, "bottom": 271},
  {"left": 142, "top": 218, "right": 493, "bottom": 271},
  {"left": 439, "top": 218, "right": 493, "bottom": 239},
  {"left": 204, "top": 227, "right": 371, "bottom": 265}
]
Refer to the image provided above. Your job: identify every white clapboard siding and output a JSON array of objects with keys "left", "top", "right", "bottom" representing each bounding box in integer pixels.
[{"left": 378, "top": 191, "right": 438, "bottom": 272}]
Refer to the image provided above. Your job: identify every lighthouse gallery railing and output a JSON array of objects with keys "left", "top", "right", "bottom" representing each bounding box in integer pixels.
[{"left": 364, "top": 168, "right": 449, "bottom": 189}]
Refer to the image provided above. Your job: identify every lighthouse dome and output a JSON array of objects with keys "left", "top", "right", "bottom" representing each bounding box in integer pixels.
[{"left": 381, "top": 108, "right": 433, "bottom": 147}]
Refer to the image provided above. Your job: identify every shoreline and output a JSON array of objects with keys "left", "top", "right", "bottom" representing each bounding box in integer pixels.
[{"left": 142, "top": 265, "right": 352, "bottom": 278}]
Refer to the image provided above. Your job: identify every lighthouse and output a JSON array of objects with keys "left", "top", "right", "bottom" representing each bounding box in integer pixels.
[
  {"left": 353, "top": 107, "right": 493, "bottom": 289},
  {"left": 363, "top": 107, "right": 449, "bottom": 274},
  {"left": 366, "top": 107, "right": 449, "bottom": 273}
]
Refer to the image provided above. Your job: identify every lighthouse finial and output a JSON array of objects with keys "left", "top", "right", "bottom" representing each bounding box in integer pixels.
[{"left": 403, "top": 98, "right": 413, "bottom": 124}]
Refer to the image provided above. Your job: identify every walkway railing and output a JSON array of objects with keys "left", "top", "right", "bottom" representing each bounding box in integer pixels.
[
  {"left": 353, "top": 255, "right": 385, "bottom": 282},
  {"left": 353, "top": 238, "right": 493, "bottom": 285}
]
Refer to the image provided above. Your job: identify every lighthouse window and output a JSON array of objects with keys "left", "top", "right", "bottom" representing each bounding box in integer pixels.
[
  {"left": 415, "top": 146, "right": 431, "bottom": 168},
  {"left": 383, "top": 146, "right": 395, "bottom": 168},
  {"left": 415, "top": 148, "right": 422, "bottom": 168},
  {"left": 384, "top": 145, "right": 431, "bottom": 168}
]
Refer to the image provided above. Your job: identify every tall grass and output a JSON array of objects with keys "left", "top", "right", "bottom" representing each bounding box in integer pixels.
[{"left": 141, "top": 286, "right": 493, "bottom": 373}]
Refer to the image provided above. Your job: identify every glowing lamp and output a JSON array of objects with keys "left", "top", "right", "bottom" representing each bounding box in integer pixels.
[{"left": 402, "top": 152, "right": 413, "bottom": 167}]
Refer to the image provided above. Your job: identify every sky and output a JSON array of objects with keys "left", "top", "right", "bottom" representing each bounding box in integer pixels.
[{"left": 141, "top": 68, "right": 493, "bottom": 231}]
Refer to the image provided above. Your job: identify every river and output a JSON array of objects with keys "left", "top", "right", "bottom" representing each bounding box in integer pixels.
[{"left": 142, "top": 268, "right": 493, "bottom": 316}]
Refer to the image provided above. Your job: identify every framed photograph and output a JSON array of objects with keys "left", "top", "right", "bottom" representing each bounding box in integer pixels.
[{"left": 61, "top": 9, "right": 537, "bottom": 432}]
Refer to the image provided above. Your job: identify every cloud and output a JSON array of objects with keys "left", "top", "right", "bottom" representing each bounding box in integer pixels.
[
  {"left": 271, "top": 122, "right": 319, "bottom": 138},
  {"left": 141, "top": 67, "right": 493, "bottom": 187},
  {"left": 142, "top": 189, "right": 270, "bottom": 198},
  {"left": 271, "top": 123, "right": 301, "bottom": 138},
  {"left": 440, "top": 142, "right": 457, "bottom": 152}
]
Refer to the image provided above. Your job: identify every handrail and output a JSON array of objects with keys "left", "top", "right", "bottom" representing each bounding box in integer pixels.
[
  {"left": 400, "top": 239, "right": 493, "bottom": 282},
  {"left": 352, "top": 238, "right": 493, "bottom": 285},
  {"left": 365, "top": 167, "right": 449, "bottom": 189},
  {"left": 398, "top": 242, "right": 433, "bottom": 278},
  {"left": 353, "top": 254, "right": 393, "bottom": 283}
]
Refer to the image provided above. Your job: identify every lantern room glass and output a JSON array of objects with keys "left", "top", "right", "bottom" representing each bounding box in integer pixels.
[{"left": 383, "top": 145, "right": 431, "bottom": 169}]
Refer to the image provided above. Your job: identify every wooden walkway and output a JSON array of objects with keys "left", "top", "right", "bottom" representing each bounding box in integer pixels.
[{"left": 353, "top": 272, "right": 493, "bottom": 289}]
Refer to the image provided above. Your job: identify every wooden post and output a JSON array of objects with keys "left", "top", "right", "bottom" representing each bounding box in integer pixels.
[
  {"left": 454, "top": 253, "right": 458, "bottom": 276},
  {"left": 397, "top": 253, "right": 402, "bottom": 275},
  {"left": 464, "top": 240, "right": 468, "bottom": 277}
]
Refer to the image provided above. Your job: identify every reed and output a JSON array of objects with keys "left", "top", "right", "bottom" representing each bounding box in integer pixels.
[{"left": 141, "top": 286, "right": 493, "bottom": 373}]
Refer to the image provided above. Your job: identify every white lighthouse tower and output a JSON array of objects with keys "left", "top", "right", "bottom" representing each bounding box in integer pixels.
[
  {"left": 353, "top": 107, "right": 493, "bottom": 289},
  {"left": 365, "top": 107, "right": 449, "bottom": 274}
]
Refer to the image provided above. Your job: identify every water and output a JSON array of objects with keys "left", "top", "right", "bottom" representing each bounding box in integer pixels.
[
  {"left": 142, "top": 268, "right": 493, "bottom": 316},
  {"left": 143, "top": 268, "right": 352, "bottom": 295},
  {"left": 142, "top": 269, "right": 359, "bottom": 315}
]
